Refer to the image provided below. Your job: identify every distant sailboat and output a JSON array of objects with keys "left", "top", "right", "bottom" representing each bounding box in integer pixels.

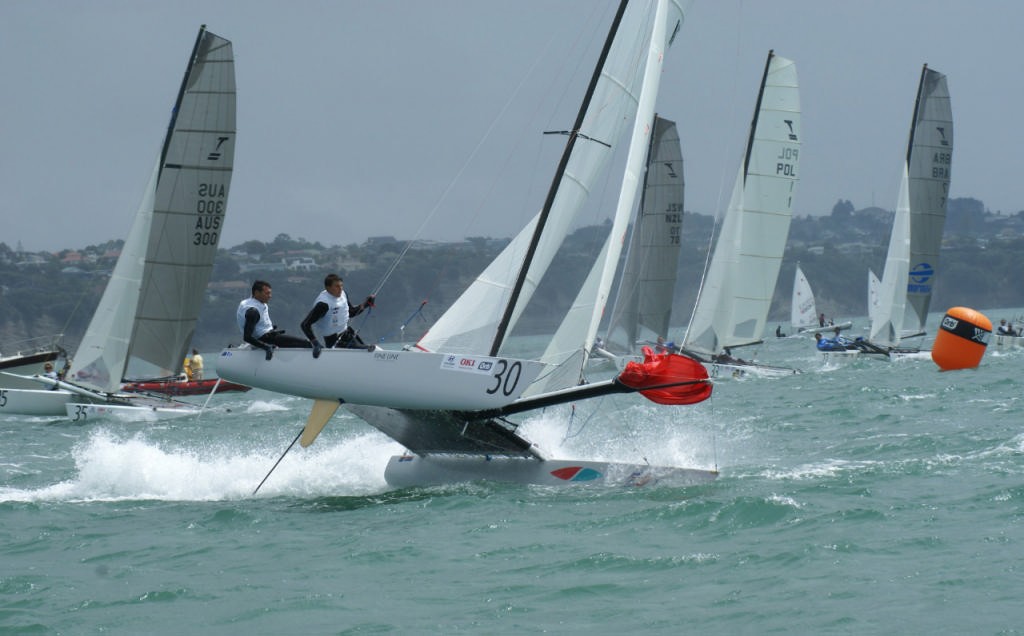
[
  {"left": 860, "top": 64, "right": 953, "bottom": 359},
  {"left": 598, "top": 114, "right": 684, "bottom": 360},
  {"left": 680, "top": 50, "right": 801, "bottom": 377},
  {"left": 2, "top": 26, "right": 236, "bottom": 418},
  {"left": 790, "top": 264, "right": 852, "bottom": 335}
]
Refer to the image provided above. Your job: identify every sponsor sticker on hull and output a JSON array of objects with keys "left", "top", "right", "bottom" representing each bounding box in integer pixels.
[{"left": 439, "top": 354, "right": 497, "bottom": 375}]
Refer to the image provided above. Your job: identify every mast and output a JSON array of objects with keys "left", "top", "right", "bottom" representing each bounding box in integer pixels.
[
  {"left": 742, "top": 49, "right": 774, "bottom": 181},
  {"left": 606, "top": 111, "right": 662, "bottom": 348},
  {"left": 489, "top": 0, "right": 630, "bottom": 357},
  {"left": 157, "top": 25, "right": 208, "bottom": 186},
  {"left": 905, "top": 63, "right": 928, "bottom": 168}
]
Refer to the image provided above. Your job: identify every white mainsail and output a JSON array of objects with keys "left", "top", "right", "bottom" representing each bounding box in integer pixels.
[
  {"left": 903, "top": 66, "right": 953, "bottom": 335},
  {"left": 683, "top": 51, "right": 801, "bottom": 356},
  {"left": 790, "top": 264, "right": 816, "bottom": 331},
  {"left": 868, "top": 65, "right": 952, "bottom": 347},
  {"left": 71, "top": 27, "right": 236, "bottom": 392},
  {"left": 604, "top": 116, "right": 684, "bottom": 354}
]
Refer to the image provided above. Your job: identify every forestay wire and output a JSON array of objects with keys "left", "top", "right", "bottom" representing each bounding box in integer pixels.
[
  {"left": 682, "top": 1, "right": 749, "bottom": 345},
  {"left": 365, "top": 22, "right": 580, "bottom": 300}
]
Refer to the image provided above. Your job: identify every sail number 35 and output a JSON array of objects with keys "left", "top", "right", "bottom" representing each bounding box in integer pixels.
[{"left": 486, "top": 360, "right": 522, "bottom": 397}]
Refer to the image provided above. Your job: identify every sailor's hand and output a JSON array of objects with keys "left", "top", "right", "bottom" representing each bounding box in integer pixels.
[
  {"left": 264, "top": 345, "right": 276, "bottom": 361},
  {"left": 311, "top": 340, "right": 322, "bottom": 359},
  {"left": 364, "top": 295, "right": 376, "bottom": 308}
]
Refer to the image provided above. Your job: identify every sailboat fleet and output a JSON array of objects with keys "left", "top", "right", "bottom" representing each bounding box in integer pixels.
[{"left": 2, "top": 3, "right": 969, "bottom": 489}]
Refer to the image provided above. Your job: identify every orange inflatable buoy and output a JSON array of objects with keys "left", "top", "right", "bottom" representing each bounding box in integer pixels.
[{"left": 931, "top": 307, "right": 991, "bottom": 370}]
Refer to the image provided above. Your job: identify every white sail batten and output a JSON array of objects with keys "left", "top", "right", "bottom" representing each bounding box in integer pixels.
[
  {"left": 71, "top": 28, "right": 235, "bottom": 391},
  {"left": 606, "top": 116, "right": 684, "bottom": 352},
  {"left": 684, "top": 52, "right": 801, "bottom": 355},
  {"left": 417, "top": 1, "right": 680, "bottom": 360},
  {"left": 904, "top": 67, "right": 953, "bottom": 334}
]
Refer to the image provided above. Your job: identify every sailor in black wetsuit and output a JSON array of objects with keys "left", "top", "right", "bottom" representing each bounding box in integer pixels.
[
  {"left": 236, "top": 280, "right": 309, "bottom": 360},
  {"left": 300, "top": 273, "right": 375, "bottom": 358}
]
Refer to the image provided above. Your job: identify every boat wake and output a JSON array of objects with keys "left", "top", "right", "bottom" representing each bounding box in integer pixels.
[{"left": 0, "top": 429, "right": 401, "bottom": 503}]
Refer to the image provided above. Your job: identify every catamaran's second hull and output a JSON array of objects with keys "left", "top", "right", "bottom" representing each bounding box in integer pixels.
[
  {"left": 65, "top": 402, "right": 200, "bottom": 423},
  {"left": 384, "top": 454, "right": 719, "bottom": 488},
  {"left": 817, "top": 349, "right": 861, "bottom": 366},
  {"left": 0, "top": 388, "right": 72, "bottom": 416},
  {"left": 795, "top": 321, "right": 854, "bottom": 335},
  {"left": 702, "top": 361, "right": 800, "bottom": 379},
  {"left": 217, "top": 346, "right": 546, "bottom": 411},
  {"left": 992, "top": 334, "right": 1024, "bottom": 349}
]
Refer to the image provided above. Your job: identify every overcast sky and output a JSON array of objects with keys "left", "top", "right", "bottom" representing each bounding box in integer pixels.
[{"left": 3, "top": 1, "right": 1019, "bottom": 252}]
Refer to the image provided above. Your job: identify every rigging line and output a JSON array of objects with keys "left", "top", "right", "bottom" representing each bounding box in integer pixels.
[
  {"left": 561, "top": 397, "right": 605, "bottom": 443},
  {"left": 376, "top": 300, "right": 428, "bottom": 343},
  {"left": 367, "top": 20, "right": 580, "bottom": 300},
  {"left": 252, "top": 428, "right": 303, "bottom": 495},
  {"left": 682, "top": 0, "right": 748, "bottom": 347}
]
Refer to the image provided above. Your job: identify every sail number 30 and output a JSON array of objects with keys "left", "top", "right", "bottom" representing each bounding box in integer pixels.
[{"left": 486, "top": 360, "right": 522, "bottom": 397}]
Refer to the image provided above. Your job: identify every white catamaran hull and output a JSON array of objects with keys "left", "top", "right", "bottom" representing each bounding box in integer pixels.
[
  {"left": 217, "top": 346, "right": 546, "bottom": 411},
  {"left": 705, "top": 361, "right": 799, "bottom": 379},
  {"left": 992, "top": 334, "right": 1024, "bottom": 349},
  {"left": 796, "top": 322, "right": 854, "bottom": 335},
  {"left": 384, "top": 454, "right": 719, "bottom": 488},
  {"left": 817, "top": 349, "right": 860, "bottom": 366},
  {"left": 0, "top": 387, "right": 73, "bottom": 416},
  {"left": 65, "top": 402, "right": 200, "bottom": 423}
]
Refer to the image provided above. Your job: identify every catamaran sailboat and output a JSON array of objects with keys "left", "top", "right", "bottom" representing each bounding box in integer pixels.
[
  {"left": 1, "top": 26, "right": 236, "bottom": 419},
  {"left": 593, "top": 114, "right": 684, "bottom": 365},
  {"left": 220, "top": 0, "right": 718, "bottom": 488},
  {"left": 679, "top": 50, "right": 801, "bottom": 378},
  {"left": 856, "top": 64, "right": 952, "bottom": 359}
]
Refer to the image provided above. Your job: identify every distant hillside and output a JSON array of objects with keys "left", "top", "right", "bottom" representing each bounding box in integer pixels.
[{"left": 1, "top": 197, "right": 1021, "bottom": 353}]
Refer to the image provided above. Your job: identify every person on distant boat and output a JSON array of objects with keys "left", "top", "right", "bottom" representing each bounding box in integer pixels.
[
  {"left": 814, "top": 332, "right": 849, "bottom": 352},
  {"left": 997, "top": 319, "right": 1017, "bottom": 337},
  {"left": 182, "top": 354, "right": 193, "bottom": 381},
  {"left": 776, "top": 325, "right": 786, "bottom": 338},
  {"left": 818, "top": 312, "right": 826, "bottom": 327},
  {"left": 190, "top": 349, "right": 204, "bottom": 381},
  {"left": 654, "top": 336, "right": 678, "bottom": 354},
  {"left": 712, "top": 347, "right": 746, "bottom": 364},
  {"left": 237, "top": 280, "right": 310, "bottom": 360},
  {"left": 42, "top": 362, "right": 58, "bottom": 381},
  {"left": 300, "top": 273, "right": 376, "bottom": 358}
]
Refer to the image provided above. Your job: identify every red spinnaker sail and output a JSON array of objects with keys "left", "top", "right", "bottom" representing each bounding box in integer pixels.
[{"left": 618, "top": 346, "right": 712, "bottom": 405}]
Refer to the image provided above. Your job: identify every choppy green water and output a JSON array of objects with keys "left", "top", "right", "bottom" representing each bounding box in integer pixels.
[{"left": 2, "top": 311, "right": 1023, "bottom": 634}]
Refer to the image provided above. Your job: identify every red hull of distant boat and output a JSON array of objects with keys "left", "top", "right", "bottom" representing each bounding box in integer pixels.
[{"left": 122, "top": 378, "right": 251, "bottom": 396}]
